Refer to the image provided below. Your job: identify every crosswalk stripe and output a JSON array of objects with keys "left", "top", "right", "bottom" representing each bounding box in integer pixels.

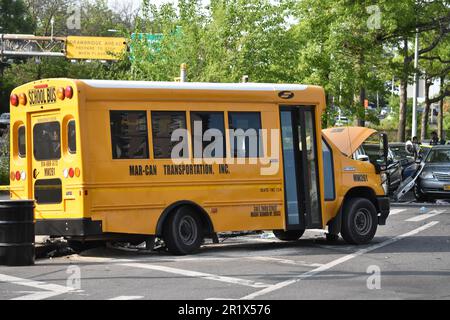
[
  {"left": 406, "top": 210, "right": 446, "bottom": 222},
  {"left": 119, "top": 263, "right": 269, "bottom": 288},
  {"left": 390, "top": 209, "right": 407, "bottom": 215}
]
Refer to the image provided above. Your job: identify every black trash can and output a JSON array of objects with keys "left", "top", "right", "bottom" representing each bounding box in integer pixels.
[{"left": 0, "top": 200, "right": 35, "bottom": 266}]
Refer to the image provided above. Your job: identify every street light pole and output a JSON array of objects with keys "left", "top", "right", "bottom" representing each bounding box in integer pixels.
[{"left": 412, "top": 29, "right": 419, "bottom": 139}]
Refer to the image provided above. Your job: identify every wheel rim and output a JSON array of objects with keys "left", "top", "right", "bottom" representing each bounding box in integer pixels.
[
  {"left": 354, "top": 209, "right": 372, "bottom": 236},
  {"left": 178, "top": 216, "right": 198, "bottom": 246}
]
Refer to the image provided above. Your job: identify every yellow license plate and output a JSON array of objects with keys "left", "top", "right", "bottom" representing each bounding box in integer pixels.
[{"left": 444, "top": 185, "right": 450, "bottom": 191}]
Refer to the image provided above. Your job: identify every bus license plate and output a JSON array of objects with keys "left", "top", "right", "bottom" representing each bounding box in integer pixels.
[{"left": 444, "top": 185, "right": 450, "bottom": 191}]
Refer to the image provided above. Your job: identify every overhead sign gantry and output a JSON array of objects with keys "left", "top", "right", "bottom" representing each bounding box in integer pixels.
[{"left": 0, "top": 34, "right": 127, "bottom": 60}]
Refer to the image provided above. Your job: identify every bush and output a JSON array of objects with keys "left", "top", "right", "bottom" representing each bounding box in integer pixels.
[{"left": 0, "top": 130, "right": 10, "bottom": 186}]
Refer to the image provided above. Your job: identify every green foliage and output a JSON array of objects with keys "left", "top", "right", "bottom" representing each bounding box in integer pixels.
[
  {"left": 0, "top": 0, "right": 448, "bottom": 129},
  {"left": 0, "top": 0, "right": 35, "bottom": 33},
  {"left": 0, "top": 131, "right": 9, "bottom": 186}
]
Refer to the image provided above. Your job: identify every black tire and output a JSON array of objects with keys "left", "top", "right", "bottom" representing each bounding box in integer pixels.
[
  {"left": 326, "top": 233, "right": 339, "bottom": 242},
  {"left": 163, "top": 206, "right": 204, "bottom": 255},
  {"left": 341, "top": 198, "right": 378, "bottom": 245},
  {"left": 414, "top": 184, "right": 428, "bottom": 203},
  {"left": 273, "top": 229, "right": 305, "bottom": 241}
]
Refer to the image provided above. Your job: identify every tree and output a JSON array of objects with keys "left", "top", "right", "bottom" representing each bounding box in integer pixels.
[
  {"left": 419, "top": 35, "right": 450, "bottom": 141},
  {"left": 377, "top": 0, "right": 450, "bottom": 141},
  {"left": 0, "top": 0, "right": 35, "bottom": 113},
  {"left": 291, "top": 0, "right": 389, "bottom": 127}
]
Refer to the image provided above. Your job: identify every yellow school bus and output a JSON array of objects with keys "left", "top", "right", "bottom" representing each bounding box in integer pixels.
[{"left": 8, "top": 79, "right": 390, "bottom": 254}]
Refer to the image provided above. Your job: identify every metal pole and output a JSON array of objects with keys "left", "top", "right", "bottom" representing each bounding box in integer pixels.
[
  {"left": 180, "top": 63, "right": 187, "bottom": 82},
  {"left": 412, "top": 29, "right": 419, "bottom": 138}
]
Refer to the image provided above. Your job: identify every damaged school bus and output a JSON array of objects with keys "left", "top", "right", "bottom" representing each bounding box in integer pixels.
[{"left": 8, "top": 79, "right": 390, "bottom": 254}]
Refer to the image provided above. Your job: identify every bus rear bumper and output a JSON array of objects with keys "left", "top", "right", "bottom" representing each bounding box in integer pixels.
[
  {"left": 377, "top": 196, "right": 390, "bottom": 225},
  {"left": 35, "top": 218, "right": 103, "bottom": 237}
]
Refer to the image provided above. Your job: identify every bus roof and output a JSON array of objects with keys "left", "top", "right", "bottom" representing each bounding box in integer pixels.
[
  {"left": 80, "top": 80, "right": 309, "bottom": 92},
  {"left": 75, "top": 79, "right": 325, "bottom": 106},
  {"left": 11, "top": 78, "right": 325, "bottom": 112}
]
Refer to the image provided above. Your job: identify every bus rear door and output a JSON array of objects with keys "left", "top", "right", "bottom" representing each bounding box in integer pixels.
[{"left": 30, "top": 113, "right": 64, "bottom": 214}]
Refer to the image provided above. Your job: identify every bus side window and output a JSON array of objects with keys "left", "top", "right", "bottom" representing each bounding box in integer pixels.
[
  {"left": 191, "top": 111, "right": 225, "bottom": 159},
  {"left": 322, "top": 139, "right": 335, "bottom": 201},
  {"left": 68, "top": 120, "right": 76, "bottom": 154},
  {"left": 110, "top": 111, "right": 149, "bottom": 160},
  {"left": 228, "top": 112, "right": 263, "bottom": 158},
  {"left": 152, "top": 111, "right": 187, "bottom": 159},
  {"left": 18, "top": 125, "right": 26, "bottom": 158}
]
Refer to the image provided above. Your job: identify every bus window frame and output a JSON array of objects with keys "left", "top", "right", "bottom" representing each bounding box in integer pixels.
[
  {"left": 18, "top": 125, "right": 26, "bottom": 158},
  {"left": 151, "top": 110, "right": 188, "bottom": 160},
  {"left": 67, "top": 120, "right": 77, "bottom": 154},
  {"left": 190, "top": 111, "right": 226, "bottom": 159},
  {"left": 33, "top": 121, "right": 62, "bottom": 162},
  {"left": 228, "top": 111, "right": 263, "bottom": 158},
  {"left": 322, "top": 137, "right": 336, "bottom": 201},
  {"left": 109, "top": 110, "right": 150, "bottom": 160}
]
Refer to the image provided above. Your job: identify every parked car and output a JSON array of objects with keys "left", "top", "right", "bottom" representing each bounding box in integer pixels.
[
  {"left": 390, "top": 142, "right": 415, "bottom": 172},
  {"left": 403, "top": 144, "right": 433, "bottom": 179},
  {"left": 363, "top": 144, "right": 403, "bottom": 195},
  {"left": 414, "top": 145, "right": 450, "bottom": 202},
  {"left": 0, "top": 113, "right": 10, "bottom": 128}
]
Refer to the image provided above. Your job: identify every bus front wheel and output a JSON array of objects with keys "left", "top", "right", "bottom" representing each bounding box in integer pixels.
[
  {"left": 163, "top": 206, "right": 204, "bottom": 255},
  {"left": 273, "top": 229, "right": 305, "bottom": 241},
  {"left": 341, "top": 198, "right": 378, "bottom": 245}
]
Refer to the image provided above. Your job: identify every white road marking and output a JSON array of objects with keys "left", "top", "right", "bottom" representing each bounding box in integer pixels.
[
  {"left": 109, "top": 296, "right": 143, "bottom": 300},
  {"left": 390, "top": 209, "right": 407, "bottom": 215},
  {"left": 248, "top": 256, "right": 323, "bottom": 268},
  {"left": 406, "top": 210, "right": 446, "bottom": 222},
  {"left": 119, "top": 263, "right": 269, "bottom": 288},
  {"left": 0, "top": 273, "right": 77, "bottom": 300},
  {"left": 240, "top": 221, "right": 440, "bottom": 300}
]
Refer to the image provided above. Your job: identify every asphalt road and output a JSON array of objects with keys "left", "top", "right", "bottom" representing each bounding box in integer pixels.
[{"left": 0, "top": 205, "right": 449, "bottom": 300}]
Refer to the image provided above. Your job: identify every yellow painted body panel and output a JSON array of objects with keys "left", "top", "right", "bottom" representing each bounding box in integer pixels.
[{"left": 9, "top": 78, "right": 386, "bottom": 238}]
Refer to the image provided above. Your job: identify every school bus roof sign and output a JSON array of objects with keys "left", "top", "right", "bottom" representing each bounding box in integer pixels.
[{"left": 66, "top": 36, "right": 127, "bottom": 60}]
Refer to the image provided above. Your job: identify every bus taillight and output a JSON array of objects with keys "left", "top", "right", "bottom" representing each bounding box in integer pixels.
[
  {"left": 15, "top": 171, "right": 21, "bottom": 181},
  {"left": 20, "top": 171, "right": 26, "bottom": 181},
  {"left": 10, "top": 94, "right": 19, "bottom": 106},
  {"left": 19, "top": 93, "right": 27, "bottom": 106},
  {"left": 10, "top": 172, "right": 15, "bottom": 181},
  {"left": 64, "top": 168, "right": 78, "bottom": 178},
  {"left": 57, "top": 87, "right": 65, "bottom": 100},
  {"left": 65, "top": 86, "right": 74, "bottom": 99}
]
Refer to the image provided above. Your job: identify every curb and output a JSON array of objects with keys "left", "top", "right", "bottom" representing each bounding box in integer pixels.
[{"left": 391, "top": 202, "right": 450, "bottom": 208}]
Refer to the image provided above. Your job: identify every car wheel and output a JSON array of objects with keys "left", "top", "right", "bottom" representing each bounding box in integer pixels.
[
  {"left": 163, "top": 206, "right": 204, "bottom": 255},
  {"left": 273, "top": 229, "right": 305, "bottom": 241},
  {"left": 414, "top": 183, "right": 428, "bottom": 202},
  {"left": 341, "top": 198, "right": 378, "bottom": 245}
]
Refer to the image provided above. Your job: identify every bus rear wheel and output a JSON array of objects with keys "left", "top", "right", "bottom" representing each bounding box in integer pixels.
[
  {"left": 273, "top": 229, "right": 305, "bottom": 241},
  {"left": 163, "top": 206, "right": 204, "bottom": 255},
  {"left": 341, "top": 198, "right": 378, "bottom": 245}
]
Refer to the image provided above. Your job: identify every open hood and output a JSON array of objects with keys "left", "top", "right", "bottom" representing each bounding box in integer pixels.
[{"left": 322, "top": 127, "right": 377, "bottom": 157}]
